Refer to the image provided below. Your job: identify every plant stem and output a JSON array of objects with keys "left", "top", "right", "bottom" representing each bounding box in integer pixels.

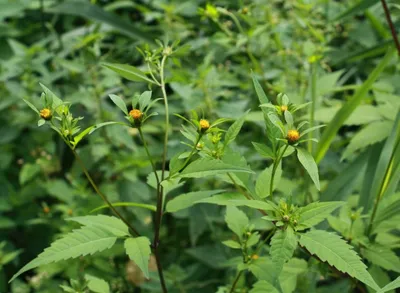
[
  {"left": 270, "top": 145, "right": 288, "bottom": 196},
  {"left": 179, "top": 134, "right": 202, "bottom": 172},
  {"left": 227, "top": 173, "right": 253, "bottom": 201},
  {"left": 154, "top": 247, "right": 169, "bottom": 292},
  {"left": 138, "top": 127, "right": 160, "bottom": 186},
  {"left": 71, "top": 149, "right": 140, "bottom": 237},
  {"left": 308, "top": 61, "right": 317, "bottom": 154},
  {"left": 380, "top": 0, "right": 400, "bottom": 55},
  {"left": 229, "top": 271, "right": 243, "bottom": 293},
  {"left": 160, "top": 55, "right": 169, "bottom": 183},
  {"left": 366, "top": 139, "right": 400, "bottom": 236},
  {"left": 147, "top": 62, "right": 161, "bottom": 86},
  {"left": 153, "top": 54, "right": 169, "bottom": 293}
]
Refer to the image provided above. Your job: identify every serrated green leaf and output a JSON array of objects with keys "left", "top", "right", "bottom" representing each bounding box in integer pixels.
[
  {"left": 178, "top": 157, "right": 254, "bottom": 178},
  {"left": 124, "top": 237, "right": 151, "bottom": 279},
  {"left": 370, "top": 111, "right": 400, "bottom": 205},
  {"left": 342, "top": 121, "right": 392, "bottom": 160},
  {"left": 299, "top": 230, "right": 379, "bottom": 290},
  {"left": 109, "top": 94, "right": 128, "bottom": 114},
  {"left": 297, "top": 201, "right": 345, "bottom": 230},
  {"left": 225, "top": 206, "right": 249, "bottom": 240},
  {"left": 9, "top": 226, "right": 117, "bottom": 282},
  {"left": 228, "top": 200, "right": 276, "bottom": 211},
  {"left": 362, "top": 244, "right": 400, "bottom": 273},
  {"left": 67, "top": 215, "right": 129, "bottom": 237},
  {"left": 103, "top": 63, "right": 155, "bottom": 84},
  {"left": 296, "top": 147, "right": 320, "bottom": 190},
  {"left": 377, "top": 277, "right": 400, "bottom": 293},
  {"left": 315, "top": 48, "right": 396, "bottom": 163},
  {"left": 372, "top": 194, "right": 400, "bottom": 232},
  {"left": 270, "top": 227, "right": 297, "bottom": 279},
  {"left": 85, "top": 275, "right": 110, "bottom": 293},
  {"left": 195, "top": 193, "right": 247, "bottom": 205},
  {"left": 250, "top": 280, "right": 279, "bottom": 293},
  {"left": 166, "top": 190, "right": 224, "bottom": 213},
  {"left": 256, "top": 162, "right": 282, "bottom": 198}
]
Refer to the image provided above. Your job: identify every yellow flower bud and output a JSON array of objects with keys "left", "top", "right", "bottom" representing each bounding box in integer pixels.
[
  {"left": 129, "top": 109, "right": 142, "bottom": 120},
  {"left": 199, "top": 119, "right": 210, "bottom": 131},
  {"left": 251, "top": 254, "right": 259, "bottom": 260},
  {"left": 280, "top": 105, "right": 288, "bottom": 112},
  {"left": 39, "top": 108, "right": 52, "bottom": 120},
  {"left": 287, "top": 129, "right": 300, "bottom": 144}
]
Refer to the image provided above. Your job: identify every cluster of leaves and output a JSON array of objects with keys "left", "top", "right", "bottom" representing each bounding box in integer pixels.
[{"left": 1, "top": 0, "right": 400, "bottom": 293}]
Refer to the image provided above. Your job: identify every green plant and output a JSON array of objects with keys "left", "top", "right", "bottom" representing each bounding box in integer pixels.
[{"left": 2, "top": 1, "right": 400, "bottom": 293}]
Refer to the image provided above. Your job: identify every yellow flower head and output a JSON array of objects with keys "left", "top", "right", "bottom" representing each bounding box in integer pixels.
[
  {"left": 199, "top": 119, "right": 210, "bottom": 131},
  {"left": 39, "top": 108, "right": 52, "bottom": 120},
  {"left": 251, "top": 254, "right": 259, "bottom": 260},
  {"left": 280, "top": 105, "right": 288, "bottom": 112},
  {"left": 287, "top": 129, "right": 300, "bottom": 144},
  {"left": 129, "top": 109, "right": 142, "bottom": 120}
]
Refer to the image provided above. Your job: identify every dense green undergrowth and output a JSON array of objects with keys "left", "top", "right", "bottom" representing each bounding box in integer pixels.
[{"left": 1, "top": 0, "right": 400, "bottom": 292}]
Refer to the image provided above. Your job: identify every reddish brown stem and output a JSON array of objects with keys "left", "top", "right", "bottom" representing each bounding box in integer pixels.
[{"left": 381, "top": 0, "right": 400, "bottom": 55}]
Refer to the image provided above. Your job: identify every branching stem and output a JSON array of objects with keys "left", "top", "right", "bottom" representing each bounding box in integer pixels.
[
  {"left": 270, "top": 145, "right": 288, "bottom": 196},
  {"left": 71, "top": 149, "right": 140, "bottom": 237},
  {"left": 229, "top": 271, "right": 243, "bottom": 293}
]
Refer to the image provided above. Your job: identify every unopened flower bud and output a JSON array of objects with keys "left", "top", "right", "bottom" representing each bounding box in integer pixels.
[
  {"left": 282, "top": 215, "right": 290, "bottom": 222},
  {"left": 251, "top": 254, "right": 259, "bottom": 260},
  {"left": 39, "top": 108, "right": 52, "bottom": 120},
  {"left": 199, "top": 119, "right": 210, "bottom": 131},
  {"left": 280, "top": 105, "right": 288, "bottom": 112},
  {"left": 287, "top": 129, "right": 300, "bottom": 144},
  {"left": 163, "top": 46, "right": 173, "bottom": 56},
  {"left": 129, "top": 109, "right": 142, "bottom": 120}
]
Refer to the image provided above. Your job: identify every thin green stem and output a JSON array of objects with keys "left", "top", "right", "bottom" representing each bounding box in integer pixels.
[
  {"left": 179, "top": 134, "right": 203, "bottom": 172},
  {"left": 138, "top": 127, "right": 160, "bottom": 185},
  {"left": 153, "top": 54, "right": 169, "bottom": 293},
  {"left": 71, "top": 149, "right": 140, "bottom": 237},
  {"left": 227, "top": 173, "right": 253, "bottom": 201},
  {"left": 147, "top": 62, "right": 161, "bottom": 86},
  {"left": 367, "top": 140, "right": 400, "bottom": 236},
  {"left": 270, "top": 145, "right": 288, "bottom": 196},
  {"left": 229, "top": 271, "right": 243, "bottom": 293},
  {"left": 308, "top": 62, "right": 317, "bottom": 154},
  {"left": 254, "top": 228, "right": 276, "bottom": 255},
  {"left": 218, "top": 8, "right": 244, "bottom": 34},
  {"left": 160, "top": 55, "right": 169, "bottom": 183}
]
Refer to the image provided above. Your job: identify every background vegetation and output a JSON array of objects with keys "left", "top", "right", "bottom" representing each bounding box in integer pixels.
[{"left": 1, "top": 0, "right": 400, "bottom": 292}]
